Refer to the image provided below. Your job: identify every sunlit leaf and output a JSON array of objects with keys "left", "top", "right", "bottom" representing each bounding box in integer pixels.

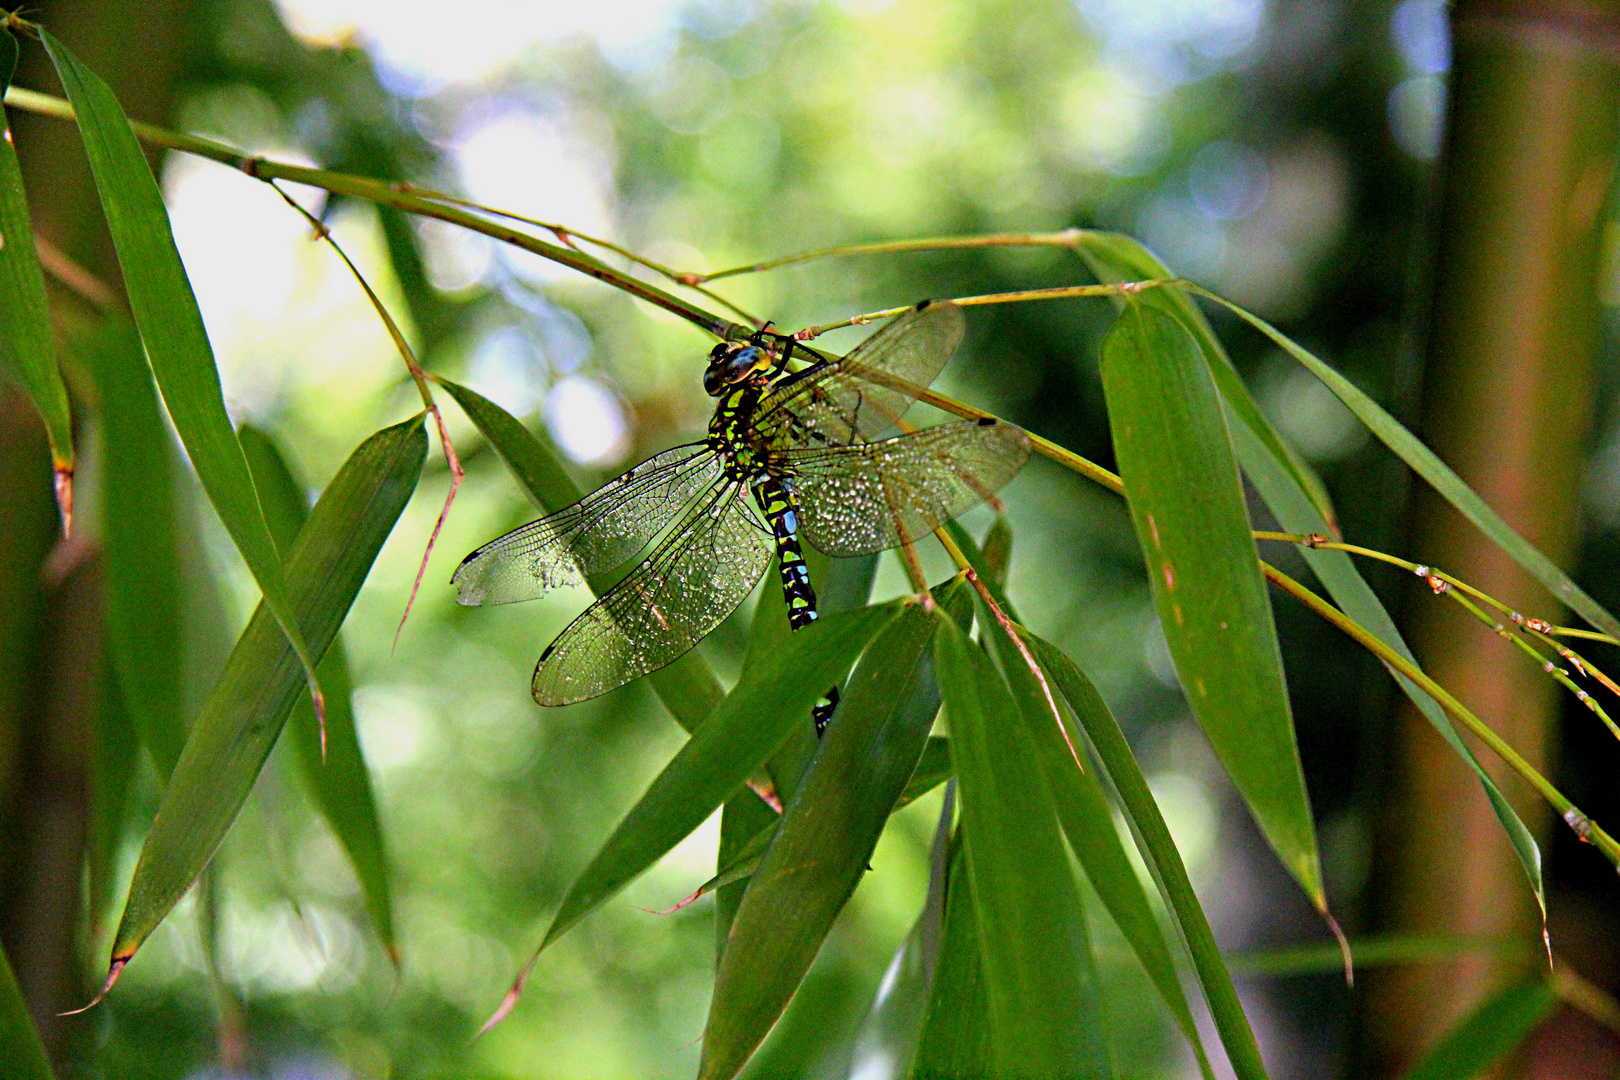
[
  {"left": 109, "top": 415, "right": 426, "bottom": 971},
  {"left": 700, "top": 600, "right": 943, "bottom": 1080},
  {"left": 1399, "top": 978, "right": 1556, "bottom": 1080},
  {"left": 0, "top": 939, "right": 53, "bottom": 1080},
  {"left": 935, "top": 614, "right": 1111, "bottom": 1077},
  {"left": 239, "top": 425, "right": 397, "bottom": 963},
  {"left": 1082, "top": 235, "right": 1544, "bottom": 923},
  {"left": 0, "top": 28, "right": 73, "bottom": 515},
  {"left": 41, "top": 30, "right": 325, "bottom": 715},
  {"left": 1102, "top": 302, "right": 1324, "bottom": 909},
  {"left": 81, "top": 321, "right": 184, "bottom": 776},
  {"left": 1026, "top": 632, "right": 1268, "bottom": 1080}
]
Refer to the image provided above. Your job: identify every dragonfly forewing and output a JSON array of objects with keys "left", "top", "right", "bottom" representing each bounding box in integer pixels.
[{"left": 452, "top": 444, "right": 720, "bottom": 605}]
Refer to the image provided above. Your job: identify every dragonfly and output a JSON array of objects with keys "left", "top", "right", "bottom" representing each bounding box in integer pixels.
[{"left": 452, "top": 299, "right": 1031, "bottom": 727}]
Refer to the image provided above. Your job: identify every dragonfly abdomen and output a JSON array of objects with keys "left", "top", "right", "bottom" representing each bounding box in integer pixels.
[
  {"left": 752, "top": 475, "right": 840, "bottom": 734},
  {"left": 752, "top": 476, "right": 818, "bottom": 630}
]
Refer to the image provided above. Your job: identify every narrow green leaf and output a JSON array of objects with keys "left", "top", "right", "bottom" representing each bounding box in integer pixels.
[
  {"left": 851, "top": 783, "right": 955, "bottom": 1080},
  {"left": 714, "top": 793, "right": 778, "bottom": 964},
  {"left": 536, "top": 601, "right": 902, "bottom": 954},
  {"left": 1081, "top": 236, "right": 1544, "bottom": 920},
  {"left": 41, "top": 30, "right": 325, "bottom": 713},
  {"left": 89, "top": 655, "right": 137, "bottom": 937},
  {"left": 0, "top": 30, "right": 74, "bottom": 491},
  {"left": 1076, "top": 233, "right": 1336, "bottom": 530},
  {"left": 898, "top": 736, "right": 951, "bottom": 808},
  {"left": 1227, "top": 933, "right": 1527, "bottom": 979},
  {"left": 910, "top": 843, "right": 994, "bottom": 1080},
  {"left": 81, "top": 320, "right": 184, "bottom": 776},
  {"left": 437, "top": 375, "right": 724, "bottom": 731},
  {"left": 936, "top": 615, "right": 1112, "bottom": 1078},
  {"left": 0, "top": 940, "right": 54, "bottom": 1080},
  {"left": 239, "top": 425, "right": 397, "bottom": 963},
  {"left": 1400, "top": 977, "right": 1556, "bottom": 1080},
  {"left": 1197, "top": 285, "right": 1620, "bottom": 643},
  {"left": 1102, "top": 303, "right": 1323, "bottom": 908},
  {"left": 700, "top": 602, "right": 943, "bottom": 1080},
  {"left": 109, "top": 416, "right": 426, "bottom": 969},
  {"left": 986, "top": 621, "right": 1211, "bottom": 1080},
  {"left": 1027, "top": 632, "right": 1268, "bottom": 1080}
]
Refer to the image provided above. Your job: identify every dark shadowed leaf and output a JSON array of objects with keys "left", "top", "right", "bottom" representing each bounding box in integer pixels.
[
  {"left": 41, "top": 30, "right": 325, "bottom": 711},
  {"left": 1102, "top": 302, "right": 1323, "bottom": 910},
  {"left": 0, "top": 939, "right": 53, "bottom": 1080},
  {"left": 239, "top": 425, "right": 397, "bottom": 963},
  {"left": 88, "top": 655, "right": 138, "bottom": 938},
  {"left": 1400, "top": 978, "right": 1556, "bottom": 1080},
  {"left": 0, "top": 31, "right": 73, "bottom": 497},
  {"left": 986, "top": 619, "right": 1211, "bottom": 1079},
  {"left": 109, "top": 415, "right": 426, "bottom": 969},
  {"left": 81, "top": 321, "right": 184, "bottom": 776},
  {"left": 910, "top": 842, "right": 993, "bottom": 1080},
  {"left": 849, "top": 782, "right": 955, "bottom": 1080},
  {"left": 1026, "top": 632, "right": 1268, "bottom": 1080},
  {"left": 700, "top": 598, "right": 945, "bottom": 1080},
  {"left": 935, "top": 614, "right": 1111, "bottom": 1078}
]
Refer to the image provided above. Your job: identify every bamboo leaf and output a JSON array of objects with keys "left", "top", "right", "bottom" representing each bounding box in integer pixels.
[
  {"left": 1196, "top": 285, "right": 1620, "bottom": 643},
  {"left": 1077, "top": 233, "right": 1337, "bottom": 530},
  {"left": 437, "top": 375, "right": 724, "bottom": 731},
  {"left": 701, "top": 600, "right": 944, "bottom": 1080},
  {"left": 1400, "top": 978, "right": 1556, "bottom": 1080},
  {"left": 849, "top": 784, "right": 955, "bottom": 1080},
  {"left": 1082, "top": 236, "right": 1544, "bottom": 921},
  {"left": 935, "top": 614, "right": 1112, "bottom": 1078},
  {"left": 1102, "top": 302, "right": 1324, "bottom": 909},
  {"left": 89, "top": 655, "right": 138, "bottom": 937},
  {"left": 81, "top": 321, "right": 184, "bottom": 776},
  {"left": 1027, "top": 632, "right": 1268, "bottom": 1080},
  {"left": 240, "top": 425, "right": 397, "bottom": 963},
  {"left": 0, "top": 940, "right": 54, "bottom": 1080},
  {"left": 108, "top": 416, "right": 426, "bottom": 971},
  {"left": 910, "top": 843, "right": 994, "bottom": 1080},
  {"left": 0, "top": 29, "right": 74, "bottom": 511},
  {"left": 535, "top": 601, "right": 903, "bottom": 955},
  {"left": 40, "top": 30, "right": 325, "bottom": 714},
  {"left": 985, "top": 620, "right": 1212, "bottom": 1080},
  {"left": 898, "top": 736, "right": 951, "bottom": 808}
]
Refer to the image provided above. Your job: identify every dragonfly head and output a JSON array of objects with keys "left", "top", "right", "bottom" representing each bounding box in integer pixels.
[{"left": 704, "top": 341, "right": 775, "bottom": 396}]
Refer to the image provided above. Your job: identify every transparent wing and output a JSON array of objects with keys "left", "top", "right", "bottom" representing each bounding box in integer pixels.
[
  {"left": 452, "top": 444, "right": 721, "bottom": 606},
  {"left": 754, "top": 300, "right": 965, "bottom": 450},
  {"left": 531, "top": 482, "right": 773, "bottom": 705},
  {"left": 789, "top": 418, "right": 1031, "bottom": 557}
]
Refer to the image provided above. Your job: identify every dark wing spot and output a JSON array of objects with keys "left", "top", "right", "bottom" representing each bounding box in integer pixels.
[
  {"left": 539, "top": 643, "right": 556, "bottom": 662},
  {"left": 977, "top": 416, "right": 996, "bottom": 427},
  {"left": 915, "top": 299, "right": 932, "bottom": 311}
]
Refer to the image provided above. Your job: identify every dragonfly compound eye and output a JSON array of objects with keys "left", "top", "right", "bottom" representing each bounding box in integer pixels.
[{"left": 703, "top": 343, "right": 770, "bottom": 396}]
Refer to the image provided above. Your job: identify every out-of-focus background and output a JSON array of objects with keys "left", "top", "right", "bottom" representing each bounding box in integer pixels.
[{"left": 2, "top": 0, "right": 1618, "bottom": 1076}]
